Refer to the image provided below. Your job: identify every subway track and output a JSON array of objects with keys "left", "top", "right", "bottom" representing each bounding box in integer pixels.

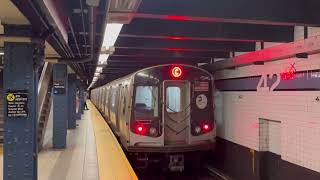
[
  {"left": 135, "top": 164, "right": 231, "bottom": 180},
  {"left": 137, "top": 168, "right": 216, "bottom": 180}
]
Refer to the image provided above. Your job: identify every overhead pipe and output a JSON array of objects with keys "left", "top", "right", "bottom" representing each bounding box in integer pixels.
[
  {"left": 80, "top": 0, "right": 88, "bottom": 56},
  {"left": 54, "top": 17, "right": 80, "bottom": 58},
  {"left": 45, "top": 4, "right": 96, "bottom": 64},
  {"left": 28, "top": 0, "right": 74, "bottom": 58}
]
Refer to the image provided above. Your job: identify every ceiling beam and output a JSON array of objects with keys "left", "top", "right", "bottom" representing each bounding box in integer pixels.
[
  {"left": 108, "top": 56, "right": 214, "bottom": 63},
  {"left": 137, "top": 0, "right": 319, "bottom": 26},
  {"left": 202, "top": 35, "right": 320, "bottom": 72},
  {"left": 115, "top": 37, "right": 256, "bottom": 52},
  {"left": 120, "top": 19, "right": 294, "bottom": 42},
  {"left": 112, "top": 48, "right": 230, "bottom": 58}
]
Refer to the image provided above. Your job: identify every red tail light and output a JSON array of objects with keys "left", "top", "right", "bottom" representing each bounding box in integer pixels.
[
  {"left": 201, "top": 122, "right": 213, "bottom": 133},
  {"left": 192, "top": 121, "right": 214, "bottom": 136},
  {"left": 132, "top": 120, "right": 161, "bottom": 137},
  {"left": 135, "top": 124, "right": 147, "bottom": 135}
]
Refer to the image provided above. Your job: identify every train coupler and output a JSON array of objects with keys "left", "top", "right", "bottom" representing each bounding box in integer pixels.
[{"left": 168, "top": 154, "right": 184, "bottom": 172}]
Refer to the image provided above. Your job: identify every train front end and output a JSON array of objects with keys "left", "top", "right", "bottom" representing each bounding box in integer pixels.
[{"left": 129, "top": 64, "right": 215, "bottom": 171}]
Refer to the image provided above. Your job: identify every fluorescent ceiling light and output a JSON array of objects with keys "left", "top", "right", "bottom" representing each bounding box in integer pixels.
[
  {"left": 96, "top": 67, "right": 103, "bottom": 72},
  {"left": 0, "top": 52, "right": 4, "bottom": 55},
  {"left": 91, "top": 23, "right": 123, "bottom": 86},
  {"left": 98, "top": 54, "right": 109, "bottom": 65},
  {"left": 102, "top": 23, "right": 123, "bottom": 47},
  {"left": 96, "top": 23, "right": 123, "bottom": 67},
  {"left": 110, "top": 0, "right": 142, "bottom": 11}
]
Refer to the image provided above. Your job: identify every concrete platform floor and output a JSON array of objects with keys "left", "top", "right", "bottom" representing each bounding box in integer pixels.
[{"left": 0, "top": 110, "right": 99, "bottom": 180}]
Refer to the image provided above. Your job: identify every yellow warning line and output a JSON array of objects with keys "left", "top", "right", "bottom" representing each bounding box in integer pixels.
[{"left": 88, "top": 100, "right": 138, "bottom": 180}]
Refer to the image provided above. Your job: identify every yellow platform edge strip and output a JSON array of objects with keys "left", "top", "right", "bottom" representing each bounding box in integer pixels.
[{"left": 88, "top": 100, "right": 138, "bottom": 180}]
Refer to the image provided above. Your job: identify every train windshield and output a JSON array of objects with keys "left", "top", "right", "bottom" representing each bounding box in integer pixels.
[{"left": 134, "top": 86, "right": 159, "bottom": 120}]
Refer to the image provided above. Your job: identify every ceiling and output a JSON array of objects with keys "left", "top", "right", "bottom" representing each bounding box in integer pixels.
[
  {"left": 94, "top": 0, "right": 320, "bottom": 87},
  {"left": 2, "top": 0, "right": 320, "bottom": 88},
  {"left": 0, "top": 0, "right": 58, "bottom": 57}
]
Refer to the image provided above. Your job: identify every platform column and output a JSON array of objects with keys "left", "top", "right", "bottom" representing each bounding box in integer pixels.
[
  {"left": 52, "top": 64, "right": 68, "bottom": 148},
  {"left": 75, "top": 79, "right": 83, "bottom": 119},
  {"left": 68, "top": 74, "right": 77, "bottom": 129},
  {"left": 3, "top": 25, "right": 44, "bottom": 180},
  {"left": 79, "top": 86, "right": 85, "bottom": 115}
]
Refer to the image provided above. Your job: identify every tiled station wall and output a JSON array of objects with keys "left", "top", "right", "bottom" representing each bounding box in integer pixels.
[{"left": 213, "top": 27, "right": 320, "bottom": 179}]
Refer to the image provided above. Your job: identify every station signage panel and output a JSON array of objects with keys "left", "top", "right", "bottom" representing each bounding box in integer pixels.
[
  {"left": 6, "top": 90, "right": 28, "bottom": 118},
  {"left": 53, "top": 81, "right": 66, "bottom": 94}
]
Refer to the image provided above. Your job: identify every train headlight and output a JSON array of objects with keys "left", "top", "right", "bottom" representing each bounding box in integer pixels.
[
  {"left": 149, "top": 127, "right": 157, "bottom": 136},
  {"left": 194, "top": 126, "right": 201, "bottom": 134}
]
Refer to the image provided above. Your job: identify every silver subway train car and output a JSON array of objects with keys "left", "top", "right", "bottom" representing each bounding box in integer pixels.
[{"left": 91, "top": 64, "right": 216, "bottom": 171}]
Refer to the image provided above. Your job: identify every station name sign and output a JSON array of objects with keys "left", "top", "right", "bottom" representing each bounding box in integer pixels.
[{"left": 53, "top": 81, "right": 66, "bottom": 94}]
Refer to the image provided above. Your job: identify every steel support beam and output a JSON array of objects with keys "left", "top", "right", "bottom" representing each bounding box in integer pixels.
[
  {"left": 11, "top": 0, "right": 71, "bottom": 58},
  {"left": 75, "top": 79, "right": 84, "bottom": 119},
  {"left": 112, "top": 48, "right": 230, "bottom": 58},
  {"left": 115, "top": 37, "right": 256, "bottom": 52},
  {"left": 137, "top": 0, "right": 319, "bottom": 26},
  {"left": 52, "top": 64, "right": 68, "bottom": 148},
  {"left": 79, "top": 88, "right": 85, "bottom": 115},
  {"left": 203, "top": 35, "right": 320, "bottom": 72},
  {"left": 120, "top": 19, "right": 294, "bottom": 42},
  {"left": 108, "top": 56, "right": 213, "bottom": 63},
  {"left": 67, "top": 74, "right": 77, "bottom": 129},
  {"left": 3, "top": 29, "right": 44, "bottom": 179}
]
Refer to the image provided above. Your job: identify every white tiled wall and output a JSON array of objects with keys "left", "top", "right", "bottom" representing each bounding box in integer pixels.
[
  {"left": 259, "top": 119, "right": 281, "bottom": 155},
  {"left": 214, "top": 26, "right": 320, "bottom": 172}
]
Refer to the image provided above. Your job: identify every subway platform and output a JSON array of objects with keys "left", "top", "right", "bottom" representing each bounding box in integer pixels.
[{"left": 0, "top": 101, "right": 137, "bottom": 180}]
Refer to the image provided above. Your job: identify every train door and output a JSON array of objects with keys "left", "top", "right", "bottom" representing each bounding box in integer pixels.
[
  {"left": 104, "top": 88, "right": 108, "bottom": 118},
  {"left": 118, "top": 84, "right": 130, "bottom": 143},
  {"left": 106, "top": 87, "right": 112, "bottom": 122},
  {"left": 102, "top": 87, "right": 106, "bottom": 113},
  {"left": 118, "top": 85, "right": 125, "bottom": 136},
  {"left": 115, "top": 84, "right": 121, "bottom": 132},
  {"left": 163, "top": 81, "right": 191, "bottom": 145}
]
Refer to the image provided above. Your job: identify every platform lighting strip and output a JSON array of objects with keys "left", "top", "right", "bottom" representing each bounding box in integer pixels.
[{"left": 88, "top": 23, "right": 123, "bottom": 89}]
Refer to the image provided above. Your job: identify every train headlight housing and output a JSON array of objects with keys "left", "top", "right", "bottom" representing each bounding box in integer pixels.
[
  {"left": 192, "top": 121, "right": 214, "bottom": 136},
  {"left": 135, "top": 124, "right": 147, "bottom": 135},
  {"left": 194, "top": 126, "right": 201, "bottom": 134},
  {"left": 149, "top": 127, "right": 157, "bottom": 136},
  {"left": 201, "top": 122, "right": 213, "bottom": 133}
]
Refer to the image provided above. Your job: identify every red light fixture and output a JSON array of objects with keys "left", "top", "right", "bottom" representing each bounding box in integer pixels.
[
  {"left": 167, "top": 36, "right": 189, "bottom": 40},
  {"left": 167, "top": 48, "right": 186, "bottom": 52},
  {"left": 166, "top": 15, "right": 188, "bottom": 21},
  {"left": 171, "top": 66, "right": 183, "bottom": 78},
  {"left": 135, "top": 124, "right": 147, "bottom": 135},
  {"left": 201, "top": 122, "right": 212, "bottom": 133}
]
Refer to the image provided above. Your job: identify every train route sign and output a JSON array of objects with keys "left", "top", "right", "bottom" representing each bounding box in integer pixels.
[{"left": 6, "top": 90, "right": 29, "bottom": 118}]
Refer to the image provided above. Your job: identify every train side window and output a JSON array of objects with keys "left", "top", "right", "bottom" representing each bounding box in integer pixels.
[
  {"left": 134, "top": 86, "right": 158, "bottom": 119},
  {"left": 166, "top": 87, "right": 181, "bottom": 113}
]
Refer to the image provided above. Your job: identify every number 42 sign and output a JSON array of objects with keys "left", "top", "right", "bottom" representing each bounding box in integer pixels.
[{"left": 256, "top": 73, "right": 281, "bottom": 92}]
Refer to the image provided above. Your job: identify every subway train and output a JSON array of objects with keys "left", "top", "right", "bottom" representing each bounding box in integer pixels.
[{"left": 91, "top": 64, "right": 216, "bottom": 171}]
